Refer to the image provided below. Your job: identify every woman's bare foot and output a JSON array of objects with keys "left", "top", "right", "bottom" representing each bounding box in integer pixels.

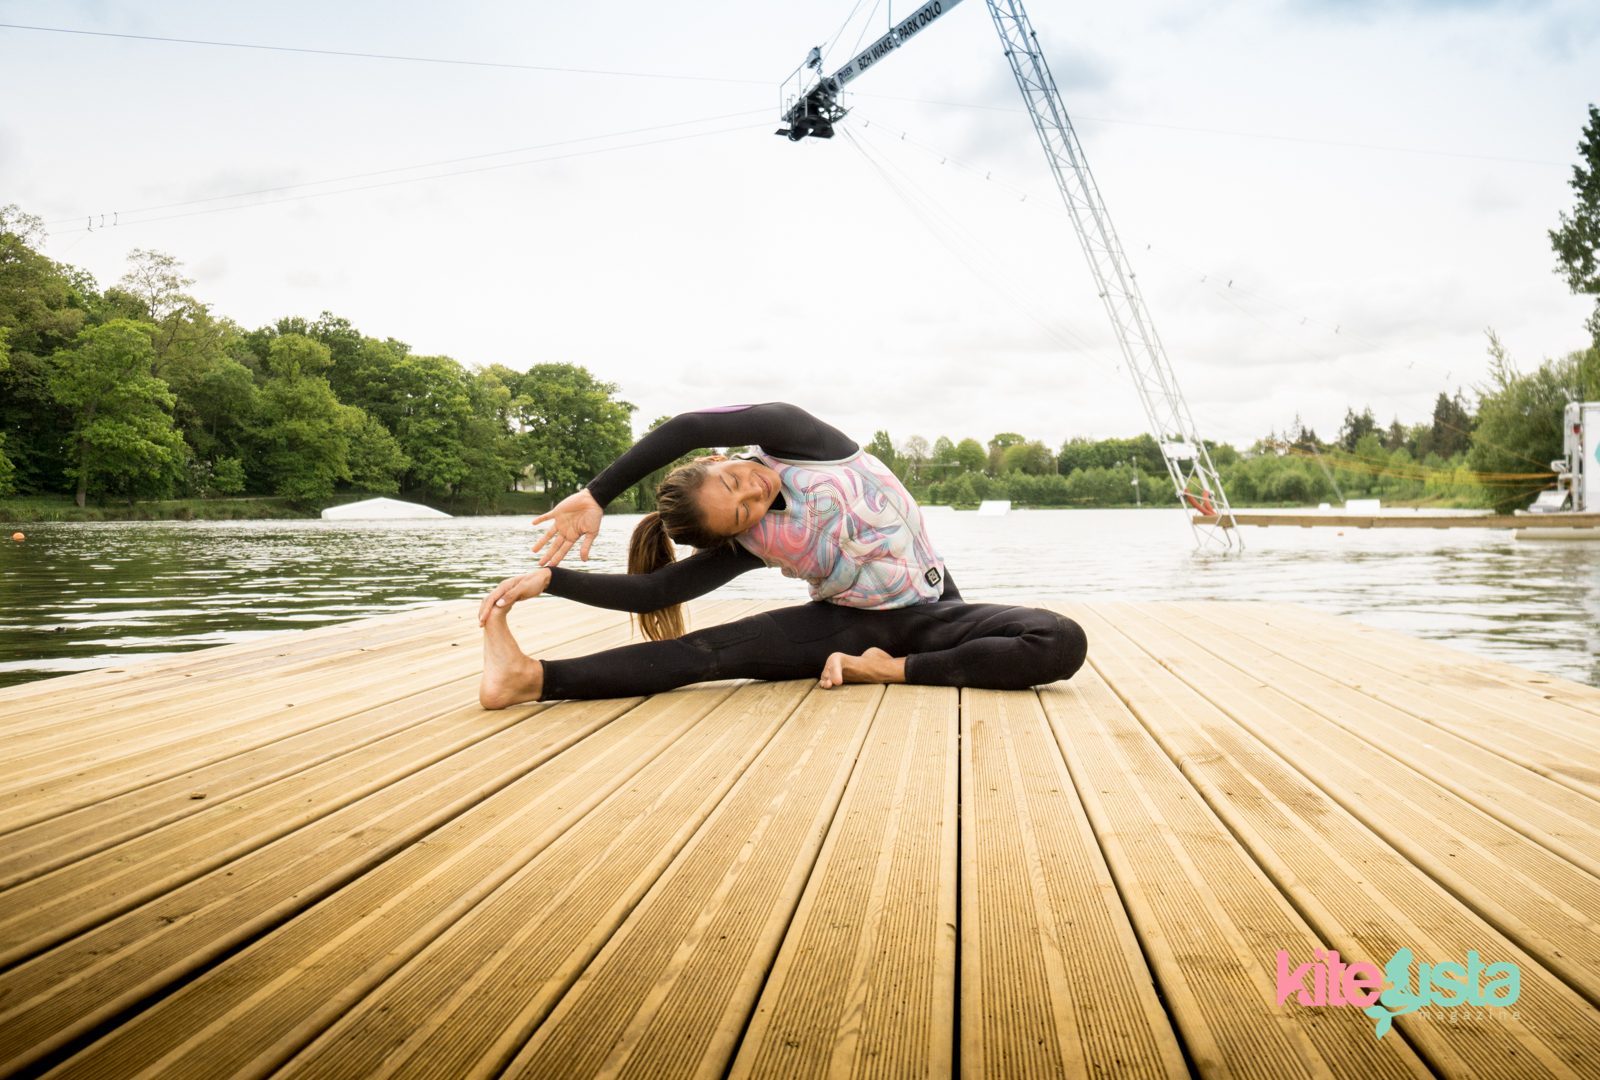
[
  {"left": 818, "top": 647, "right": 907, "bottom": 689},
  {"left": 479, "top": 606, "right": 544, "bottom": 709}
]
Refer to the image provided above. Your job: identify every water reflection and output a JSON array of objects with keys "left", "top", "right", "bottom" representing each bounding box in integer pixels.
[{"left": 4, "top": 509, "right": 1600, "bottom": 688}]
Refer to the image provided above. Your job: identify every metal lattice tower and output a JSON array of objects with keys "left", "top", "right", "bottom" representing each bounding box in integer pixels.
[{"left": 985, "top": 0, "right": 1240, "bottom": 550}]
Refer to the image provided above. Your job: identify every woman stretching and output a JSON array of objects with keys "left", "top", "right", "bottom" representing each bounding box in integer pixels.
[{"left": 478, "top": 403, "right": 1086, "bottom": 707}]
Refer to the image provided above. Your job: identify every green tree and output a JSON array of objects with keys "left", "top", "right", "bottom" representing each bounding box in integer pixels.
[
  {"left": 1002, "top": 439, "right": 1056, "bottom": 475},
  {"left": 0, "top": 327, "right": 9, "bottom": 491},
  {"left": 1057, "top": 433, "right": 1163, "bottom": 475},
  {"left": 255, "top": 335, "right": 352, "bottom": 505},
  {"left": 0, "top": 205, "right": 87, "bottom": 355},
  {"left": 954, "top": 437, "right": 986, "bottom": 473},
  {"left": 0, "top": 433, "right": 15, "bottom": 496},
  {"left": 1382, "top": 417, "right": 1410, "bottom": 453},
  {"left": 864, "top": 431, "right": 906, "bottom": 480},
  {"left": 1550, "top": 104, "right": 1600, "bottom": 343},
  {"left": 181, "top": 359, "right": 258, "bottom": 467},
  {"left": 986, "top": 432, "right": 1024, "bottom": 476},
  {"left": 1416, "top": 391, "right": 1476, "bottom": 460},
  {"left": 630, "top": 414, "right": 710, "bottom": 511},
  {"left": 0, "top": 206, "right": 92, "bottom": 493},
  {"left": 944, "top": 437, "right": 986, "bottom": 474},
  {"left": 211, "top": 456, "right": 246, "bottom": 494},
  {"left": 1467, "top": 332, "right": 1574, "bottom": 510},
  {"left": 345, "top": 409, "right": 410, "bottom": 494},
  {"left": 516, "top": 364, "right": 635, "bottom": 498},
  {"left": 48, "top": 321, "right": 187, "bottom": 506},
  {"left": 901, "top": 434, "right": 930, "bottom": 483},
  {"left": 454, "top": 369, "right": 521, "bottom": 505},
  {"left": 108, "top": 249, "right": 229, "bottom": 384},
  {"left": 1338, "top": 406, "right": 1378, "bottom": 451}
]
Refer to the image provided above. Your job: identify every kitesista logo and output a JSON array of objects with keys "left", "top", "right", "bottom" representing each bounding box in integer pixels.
[{"left": 1276, "top": 948, "right": 1520, "bottom": 1039}]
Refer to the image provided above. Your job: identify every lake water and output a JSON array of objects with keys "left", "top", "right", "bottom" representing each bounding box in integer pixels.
[{"left": 4, "top": 508, "right": 1600, "bottom": 689}]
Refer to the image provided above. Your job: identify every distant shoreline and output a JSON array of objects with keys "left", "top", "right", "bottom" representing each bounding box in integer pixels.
[{"left": 0, "top": 491, "right": 556, "bottom": 523}]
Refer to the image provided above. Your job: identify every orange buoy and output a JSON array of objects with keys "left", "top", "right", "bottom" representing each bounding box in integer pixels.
[{"left": 10, "top": 532, "right": 22, "bottom": 541}]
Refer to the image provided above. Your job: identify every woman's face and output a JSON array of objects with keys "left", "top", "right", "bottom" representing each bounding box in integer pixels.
[{"left": 695, "top": 456, "right": 782, "bottom": 536}]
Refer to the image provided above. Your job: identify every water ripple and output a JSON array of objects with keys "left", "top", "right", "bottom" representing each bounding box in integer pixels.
[{"left": 3, "top": 509, "right": 1599, "bottom": 688}]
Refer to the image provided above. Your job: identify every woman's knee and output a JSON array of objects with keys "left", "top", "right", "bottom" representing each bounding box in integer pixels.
[
  {"left": 979, "top": 607, "right": 1087, "bottom": 686},
  {"left": 1046, "top": 613, "right": 1088, "bottom": 681}
]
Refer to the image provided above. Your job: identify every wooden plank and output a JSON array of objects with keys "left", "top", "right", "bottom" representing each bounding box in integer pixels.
[
  {"left": 38, "top": 682, "right": 770, "bottom": 1080},
  {"left": 1175, "top": 603, "right": 1600, "bottom": 802},
  {"left": 728, "top": 684, "right": 962, "bottom": 1080},
  {"left": 1, "top": 592, "right": 698, "bottom": 739},
  {"left": 0, "top": 600, "right": 607, "bottom": 768},
  {"left": 1190, "top": 512, "right": 1592, "bottom": 530},
  {"left": 0, "top": 693, "right": 644, "bottom": 1078},
  {"left": 0, "top": 603, "right": 476, "bottom": 738},
  {"left": 491, "top": 684, "right": 887, "bottom": 1080},
  {"left": 0, "top": 679, "right": 490, "bottom": 889},
  {"left": 1101, "top": 602, "right": 1600, "bottom": 1008},
  {"left": 0, "top": 600, "right": 755, "bottom": 830},
  {"left": 958, "top": 687, "right": 1187, "bottom": 1080},
  {"left": 1062, "top": 602, "right": 1600, "bottom": 1080},
  {"left": 0, "top": 592, "right": 752, "bottom": 726},
  {"left": 1194, "top": 602, "right": 1600, "bottom": 756},
  {"left": 0, "top": 687, "right": 556, "bottom": 968},
  {"left": 0, "top": 603, "right": 765, "bottom": 961},
  {"left": 265, "top": 680, "right": 811, "bottom": 1080},
  {"left": 0, "top": 612, "right": 611, "bottom": 830},
  {"left": 1231, "top": 601, "right": 1600, "bottom": 722},
  {"left": 1034, "top": 657, "right": 1435, "bottom": 1080},
  {"left": 0, "top": 602, "right": 464, "bottom": 711},
  {"left": 1133, "top": 606, "right": 1600, "bottom": 871}
]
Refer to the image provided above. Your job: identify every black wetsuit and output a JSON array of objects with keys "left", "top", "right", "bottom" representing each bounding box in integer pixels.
[{"left": 538, "top": 404, "right": 1086, "bottom": 699}]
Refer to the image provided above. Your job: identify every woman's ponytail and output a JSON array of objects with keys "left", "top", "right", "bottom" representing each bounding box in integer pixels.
[
  {"left": 628, "top": 460, "right": 723, "bottom": 642},
  {"left": 629, "top": 512, "right": 686, "bottom": 641}
]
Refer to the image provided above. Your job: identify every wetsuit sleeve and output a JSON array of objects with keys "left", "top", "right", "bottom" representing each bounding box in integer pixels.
[
  {"left": 586, "top": 403, "right": 858, "bottom": 508},
  {"left": 544, "top": 543, "right": 765, "bottom": 613}
]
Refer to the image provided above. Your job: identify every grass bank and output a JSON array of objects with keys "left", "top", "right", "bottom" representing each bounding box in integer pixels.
[
  {"left": 1, "top": 495, "right": 310, "bottom": 522},
  {"left": 2, "top": 490, "right": 559, "bottom": 522}
]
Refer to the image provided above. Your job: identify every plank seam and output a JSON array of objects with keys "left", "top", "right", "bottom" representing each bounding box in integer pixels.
[{"left": 0, "top": 698, "right": 644, "bottom": 1077}]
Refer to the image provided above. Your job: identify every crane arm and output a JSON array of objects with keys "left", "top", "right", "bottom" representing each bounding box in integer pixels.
[{"left": 778, "top": 0, "right": 965, "bottom": 140}]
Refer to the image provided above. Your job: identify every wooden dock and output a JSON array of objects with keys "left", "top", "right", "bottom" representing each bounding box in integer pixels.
[
  {"left": 3, "top": 598, "right": 1600, "bottom": 1079},
  {"left": 1194, "top": 510, "right": 1600, "bottom": 531}
]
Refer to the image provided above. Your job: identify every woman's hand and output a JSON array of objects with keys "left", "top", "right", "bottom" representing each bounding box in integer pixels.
[
  {"left": 531, "top": 489, "right": 603, "bottom": 568},
  {"left": 478, "top": 568, "right": 553, "bottom": 625}
]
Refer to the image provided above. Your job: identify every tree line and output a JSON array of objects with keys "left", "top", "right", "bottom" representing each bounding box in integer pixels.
[
  {"left": 0, "top": 207, "right": 634, "bottom": 509},
  {"left": 852, "top": 333, "right": 1592, "bottom": 512},
  {"left": 3, "top": 106, "right": 1595, "bottom": 514}
]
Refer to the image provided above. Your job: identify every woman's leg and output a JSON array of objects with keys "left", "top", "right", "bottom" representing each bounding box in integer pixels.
[
  {"left": 894, "top": 603, "right": 1087, "bottom": 690},
  {"left": 529, "top": 600, "right": 1086, "bottom": 702},
  {"left": 539, "top": 603, "right": 867, "bottom": 701}
]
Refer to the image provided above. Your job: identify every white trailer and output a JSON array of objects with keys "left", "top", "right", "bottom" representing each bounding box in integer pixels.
[{"left": 1528, "top": 402, "right": 1600, "bottom": 514}]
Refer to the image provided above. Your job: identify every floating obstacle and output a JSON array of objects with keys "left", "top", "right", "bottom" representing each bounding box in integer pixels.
[{"left": 320, "top": 497, "right": 451, "bottom": 520}]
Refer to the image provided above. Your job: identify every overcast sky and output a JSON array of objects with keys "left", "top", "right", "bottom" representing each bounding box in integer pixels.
[{"left": 3, "top": 0, "right": 1596, "bottom": 452}]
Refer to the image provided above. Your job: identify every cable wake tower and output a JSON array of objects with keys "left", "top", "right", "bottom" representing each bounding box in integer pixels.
[{"left": 779, "top": 0, "right": 1241, "bottom": 550}]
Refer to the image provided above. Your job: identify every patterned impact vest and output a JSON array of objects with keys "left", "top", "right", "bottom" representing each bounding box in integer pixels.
[{"left": 734, "top": 447, "right": 947, "bottom": 609}]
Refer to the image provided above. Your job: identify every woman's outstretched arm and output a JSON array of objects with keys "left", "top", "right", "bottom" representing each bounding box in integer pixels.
[
  {"left": 532, "top": 403, "right": 855, "bottom": 567},
  {"left": 480, "top": 543, "right": 764, "bottom": 622},
  {"left": 585, "top": 403, "right": 857, "bottom": 508},
  {"left": 547, "top": 543, "right": 765, "bottom": 613}
]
